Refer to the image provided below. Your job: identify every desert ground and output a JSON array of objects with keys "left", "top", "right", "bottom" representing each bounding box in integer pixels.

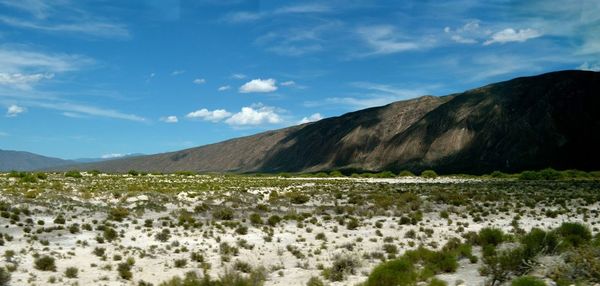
[{"left": 0, "top": 171, "right": 599, "bottom": 286}]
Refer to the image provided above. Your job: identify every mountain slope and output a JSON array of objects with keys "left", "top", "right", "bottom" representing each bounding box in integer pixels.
[
  {"left": 64, "top": 70, "right": 600, "bottom": 174},
  {"left": 0, "top": 150, "right": 74, "bottom": 171}
]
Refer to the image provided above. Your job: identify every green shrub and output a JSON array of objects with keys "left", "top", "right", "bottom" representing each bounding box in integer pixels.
[
  {"left": 428, "top": 278, "right": 447, "bottom": 286},
  {"left": 478, "top": 227, "right": 504, "bottom": 246},
  {"left": 420, "top": 170, "right": 438, "bottom": 178},
  {"left": 306, "top": 276, "right": 325, "bottom": 286},
  {"left": 103, "top": 226, "right": 119, "bottom": 242},
  {"left": 117, "top": 262, "right": 132, "bottom": 280},
  {"left": 521, "top": 228, "right": 558, "bottom": 257},
  {"left": 519, "top": 171, "right": 541, "bottom": 180},
  {"left": 366, "top": 257, "right": 417, "bottom": 286},
  {"left": 34, "top": 255, "right": 56, "bottom": 271},
  {"left": 323, "top": 255, "right": 360, "bottom": 282},
  {"left": 249, "top": 213, "right": 263, "bottom": 225},
  {"left": 65, "top": 170, "right": 82, "bottom": 178},
  {"left": 212, "top": 207, "right": 234, "bottom": 220},
  {"left": 108, "top": 207, "right": 129, "bottom": 222},
  {"left": 0, "top": 267, "right": 10, "bottom": 286},
  {"left": 174, "top": 259, "right": 187, "bottom": 268},
  {"left": 490, "top": 171, "right": 507, "bottom": 178},
  {"left": 538, "top": 168, "right": 562, "bottom": 180},
  {"left": 397, "top": 170, "right": 415, "bottom": 177},
  {"left": 289, "top": 193, "right": 310, "bottom": 204},
  {"left": 267, "top": 215, "right": 281, "bottom": 226},
  {"left": 557, "top": 222, "right": 592, "bottom": 248},
  {"left": 511, "top": 276, "right": 545, "bottom": 286},
  {"left": 65, "top": 267, "right": 78, "bottom": 278}
]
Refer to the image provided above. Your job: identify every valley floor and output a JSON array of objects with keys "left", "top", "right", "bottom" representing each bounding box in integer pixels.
[{"left": 0, "top": 173, "right": 598, "bottom": 286}]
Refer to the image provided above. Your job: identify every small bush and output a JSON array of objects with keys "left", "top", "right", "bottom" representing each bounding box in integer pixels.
[
  {"left": 34, "top": 255, "right": 57, "bottom": 271},
  {"left": 108, "top": 207, "right": 129, "bottom": 222},
  {"left": 323, "top": 255, "right": 360, "bottom": 282},
  {"left": 557, "top": 222, "right": 592, "bottom": 248},
  {"left": 306, "top": 276, "right": 325, "bottom": 286},
  {"left": 212, "top": 207, "right": 234, "bottom": 220},
  {"left": 478, "top": 227, "right": 504, "bottom": 246},
  {"left": 174, "top": 259, "right": 187, "bottom": 268},
  {"left": 117, "top": 263, "right": 132, "bottom": 280},
  {"left": 420, "top": 170, "right": 438, "bottom": 178},
  {"left": 397, "top": 170, "right": 415, "bottom": 177},
  {"left": 511, "top": 276, "right": 545, "bottom": 286},
  {"left": 65, "top": 170, "right": 83, "bottom": 178},
  {"left": 65, "top": 267, "right": 78, "bottom": 278},
  {"left": 267, "top": 215, "right": 281, "bottom": 226},
  {"left": 366, "top": 257, "right": 417, "bottom": 286},
  {"left": 289, "top": 193, "right": 310, "bottom": 204},
  {"left": 0, "top": 268, "right": 10, "bottom": 286},
  {"left": 519, "top": 171, "right": 541, "bottom": 180}
]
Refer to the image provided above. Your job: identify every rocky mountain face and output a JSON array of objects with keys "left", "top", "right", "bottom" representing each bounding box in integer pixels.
[{"left": 54, "top": 70, "right": 600, "bottom": 174}]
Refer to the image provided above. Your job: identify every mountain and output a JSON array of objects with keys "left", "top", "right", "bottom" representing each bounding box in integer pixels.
[
  {"left": 0, "top": 150, "right": 74, "bottom": 171},
  {"left": 57, "top": 70, "right": 600, "bottom": 174}
]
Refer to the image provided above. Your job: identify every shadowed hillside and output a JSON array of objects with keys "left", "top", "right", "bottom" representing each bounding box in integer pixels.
[{"left": 57, "top": 70, "right": 600, "bottom": 174}]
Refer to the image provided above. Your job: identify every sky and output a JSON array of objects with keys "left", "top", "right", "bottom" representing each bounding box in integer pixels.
[{"left": 0, "top": 0, "right": 599, "bottom": 159}]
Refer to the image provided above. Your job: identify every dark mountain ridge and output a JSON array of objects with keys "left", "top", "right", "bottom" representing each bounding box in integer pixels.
[{"left": 38, "top": 70, "right": 600, "bottom": 174}]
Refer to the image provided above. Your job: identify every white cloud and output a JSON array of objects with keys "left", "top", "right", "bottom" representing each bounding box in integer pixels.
[
  {"left": 160, "top": 115, "right": 178, "bottom": 123},
  {"left": 101, "top": 153, "right": 127, "bottom": 159},
  {"left": 578, "top": 61, "right": 600, "bottom": 71},
  {"left": 231, "top": 73, "right": 246, "bottom": 79},
  {"left": 357, "top": 25, "right": 421, "bottom": 55},
  {"left": 193, "top": 78, "right": 206, "bottom": 84},
  {"left": 239, "top": 78, "right": 278, "bottom": 93},
  {"left": 171, "top": 70, "right": 185, "bottom": 76},
  {"left": 6, "top": 104, "right": 25, "bottom": 117},
  {"left": 218, "top": 85, "right": 231, "bottom": 91},
  {"left": 484, "top": 28, "right": 542, "bottom": 45},
  {"left": 298, "top": 113, "right": 323, "bottom": 124},
  {"left": 225, "top": 105, "right": 282, "bottom": 126},
  {"left": 0, "top": 72, "right": 53, "bottom": 89},
  {"left": 281, "top": 80, "right": 296, "bottom": 86},
  {"left": 186, "top": 108, "right": 232, "bottom": 122}
]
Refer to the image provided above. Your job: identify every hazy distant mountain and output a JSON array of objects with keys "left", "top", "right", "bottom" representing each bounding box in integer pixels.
[
  {"left": 53, "top": 70, "right": 600, "bottom": 174},
  {"left": 0, "top": 150, "right": 74, "bottom": 171}
]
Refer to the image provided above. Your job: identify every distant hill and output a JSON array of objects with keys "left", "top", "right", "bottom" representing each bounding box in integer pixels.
[
  {"left": 0, "top": 150, "right": 74, "bottom": 171},
  {"left": 52, "top": 70, "right": 600, "bottom": 174}
]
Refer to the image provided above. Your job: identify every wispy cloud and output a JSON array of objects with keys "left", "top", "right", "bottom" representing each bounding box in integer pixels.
[
  {"left": 355, "top": 25, "right": 426, "bottom": 56},
  {"left": 306, "top": 81, "right": 433, "bottom": 109},
  {"left": 483, "top": 28, "right": 542, "bottom": 45},
  {"left": 0, "top": 72, "right": 54, "bottom": 90},
  {"left": 26, "top": 101, "right": 147, "bottom": 122},
  {"left": 0, "top": 16, "right": 130, "bottom": 39},
  {"left": 223, "top": 3, "right": 332, "bottom": 23}
]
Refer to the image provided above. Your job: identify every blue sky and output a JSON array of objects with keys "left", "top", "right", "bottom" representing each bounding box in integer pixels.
[{"left": 0, "top": 0, "right": 599, "bottom": 159}]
